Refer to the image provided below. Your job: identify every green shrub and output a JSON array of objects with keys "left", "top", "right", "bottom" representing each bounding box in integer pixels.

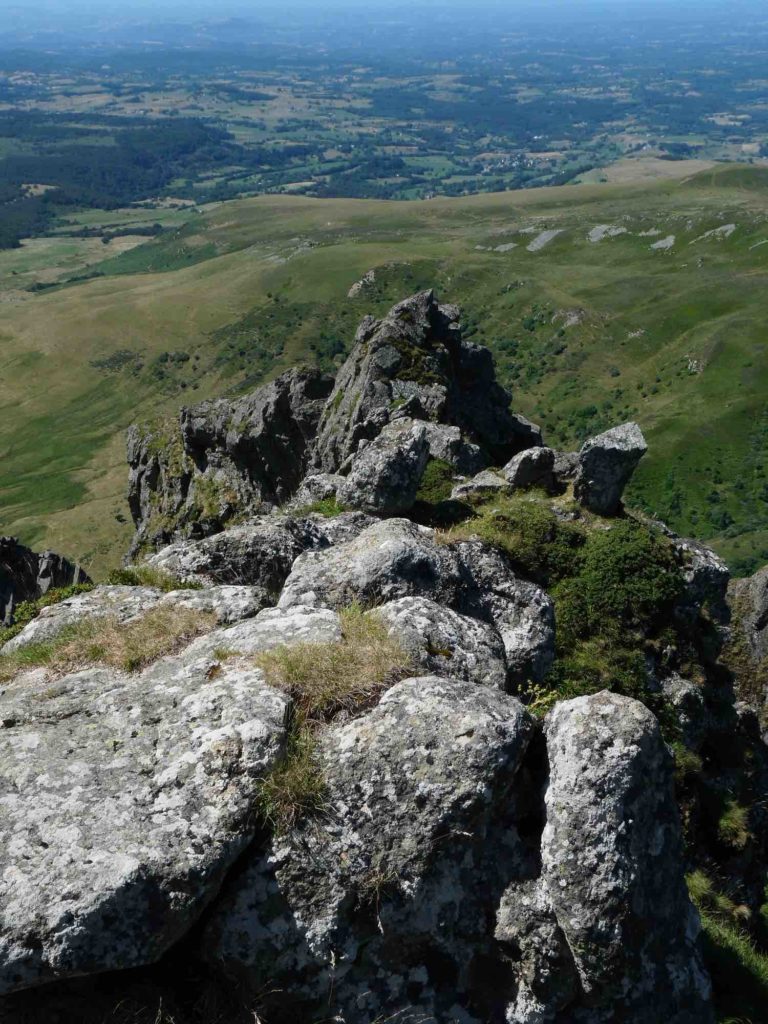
[
  {"left": 415, "top": 458, "right": 455, "bottom": 505},
  {"left": 718, "top": 797, "right": 752, "bottom": 851},
  {"left": 292, "top": 497, "right": 346, "bottom": 518}
]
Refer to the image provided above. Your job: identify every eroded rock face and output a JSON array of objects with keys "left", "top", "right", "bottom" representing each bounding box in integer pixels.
[
  {"left": 573, "top": 422, "right": 647, "bottom": 515},
  {"left": 336, "top": 418, "right": 430, "bottom": 515},
  {"left": 0, "top": 538, "right": 89, "bottom": 626},
  {"left": 127, "top": 368, "right": 333, "bottom": 554},
  {"left": 451, "top": 469, "right": 509, "bottom": 501},
  {"left": 730, "top": 564, "right": 768, "bottom": 663},
  {"left": 313, "top": 290, "right": 540, "bottom": 475},
  {"left": 542, "top": 691, "right": 714, "bottom": 1023},
  {"left": 205, "top": 676, "right": 537, "bottom": 1023}
]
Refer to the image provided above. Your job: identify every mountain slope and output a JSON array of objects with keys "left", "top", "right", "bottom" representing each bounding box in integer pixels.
[{"left": 2, "top": 163, "right": 768, "bottom": 574}]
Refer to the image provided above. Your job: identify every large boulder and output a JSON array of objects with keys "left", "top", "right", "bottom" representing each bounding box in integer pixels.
[
  {"left": 0, "top": 538, "right": 89, "bottom": 626},
  {"left": 313, "top": 290, "right": 540, "bottom": 474},
  {"left": 542, "top": 691, "right": 714, "bottom": 1023},
  {"left": 336, "top": 418, "right": 430, "bottom": 514},
  {"left": 502, "top": 445, "right": 555, "bottom": 490},
  {"left": 126, "top": 368, "right": 333, "bottom": 554},
  {"left": 205, "top": 676, "right": 537, "bottom": 1023},
  {"left": 573, "top": 422, "right": 647, "bottom": 515}
]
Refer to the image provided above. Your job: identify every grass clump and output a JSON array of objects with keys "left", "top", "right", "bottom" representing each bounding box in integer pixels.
[
  {"left": 253, "top": 605, "right": 412, "bottom": 832},
  {"left": 107, "top": 565, "right": 203, "bottom": 592},
  {"left": 293, "top": 497, "right": 346, "bottom": 518},
  {"left": 688, "top": 871, "right": 768, "bottom": 1023},
  {"left": 717, "top": 797, "right": 752, "bottom": 851},
  {"left": 0, "top": 605, "right": 216, "bottom": 682},
  {"left": 0, "top": 583, "right": 94, "bottom": 649}
]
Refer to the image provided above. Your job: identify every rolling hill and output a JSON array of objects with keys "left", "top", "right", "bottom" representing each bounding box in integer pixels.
[{"left": 2, "top": 162, "right": 768, "bottom": 576}]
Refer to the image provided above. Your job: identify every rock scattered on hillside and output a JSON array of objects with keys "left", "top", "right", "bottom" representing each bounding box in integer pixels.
[{"left": 573, "top": 421, "right": 648, "bottom": 515}]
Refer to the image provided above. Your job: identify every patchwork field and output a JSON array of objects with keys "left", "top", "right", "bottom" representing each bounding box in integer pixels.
[{"left": 2, "top": 162, "right": 768, "bottom": 576}]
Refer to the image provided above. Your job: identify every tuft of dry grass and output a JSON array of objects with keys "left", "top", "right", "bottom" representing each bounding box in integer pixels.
[
  {"left": 0, "top": 605, "right": 217, "bottom": 683},
  {"left": 253, "top": 604, "right": 412, "bottom": 832}
]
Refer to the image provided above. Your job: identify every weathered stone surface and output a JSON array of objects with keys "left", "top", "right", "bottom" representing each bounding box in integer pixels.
[
  {"left": 573, "top": 422, "right": 647, "bottom": 515},
  {"left": 730, "top": 564, "right": 768, "bottom": 664},
  {"left": 374, "top": 596, "right": 508, "bottom": 689},
  {"left": 2, "top": 584, "right": 268, "bottom": 655},
  {"left": 278, "top": 518, "right": 462, "bottom": 611},
  {"left": 206, "top": 676, "right": 537, "bottom": 1023},
  {"left": 502, "top": 446, "right": 555, "bottom": 490},
  {"left": 495, "top": 879, "right": 578, "bottom": 1023},
  {"left": 456, "top": 540, "right": 556, "bottom": 684},
  {"left": 127, "top": 368, "right": 333, "bottom": 554},
  {"left": 675, "top": 536, "right": 730, "bottom": 620},
  {"left": 313, "top": 290, "right": 540, "bottom": 474},
  {"left": 551, "top": 449, "right": 580, "bottom": 484},
  {"left": 145, "top": 512, "right": 374, "bottom": 594},
  {"left": 0, "top": 538, "right": 89, "bottom": 626},
  {"left": 418, "top": 421, "right": 485, "bottom": 475},
  {"left": 661, "top": 673, "right": 708, "bottom": 751},
  {"left": 336, "top": 418, "right": 430, "bottom": 514},
  {"left": 450, "top": 469, "right": 509, "bottom": 501},
  {"left": 543, "top": 691, "right": 714, "bottom": 1023},
  {"left": 0, "top": 652, "right": 291, "bottom": 993},
  {"left": 289, "top": 472, "right": 345, "bottom": 508}
]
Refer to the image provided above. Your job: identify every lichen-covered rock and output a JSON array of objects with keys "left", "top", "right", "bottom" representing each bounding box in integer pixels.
[
  {"left": 336, "top": 418, "right": 430, "bottom": 514},
  {"left": 418, "top": 421, "right": 485, "bottom": 475},
  {"left": 661, "top": 673, "right": 708, "bottom": 751},
  {"left": 542, "top": 691, "right": 714, "bottom": 1023},
  {"left": 145, "top": 512, "right": 375, "bottom": 594},
  {"left": 126, "top": 368, "right": 333, "bottom": 554},
  {"left": 456, "top": 540, "right": 556, "bottom": 684},
  {"left": 278, "top": 518, "right": 463, "bottom": 611},
  {"left": 675, "top": 536, "right": 730, "bottom": 620},
  {"left": 290, "top": 472, "right": 345, "bottom": 508},
  {"left": 313, "top": 290, "right": 540, "bottom": 474},
  {"left": 0, "top": 537, "right": 89, "bottom": 626},
  {"left": 374, "top": 596, "right": 508, "bottom": 689},
  {"left": 729, "top": 564, "right": 768, "bottom": 663},
  {"left": 502, "top": 446, "right": 555, "bottom": 490},
  {"left": 0, "top": 651, "right": 291, "bottom": 993},
  {"left": 205, "top": 676, "right": 537, "bottom": 1023},
  {"left": 573, "top": 422, "right": 647, "bottom": 515},
  {"left": 450, "top": 469, "right": 509, "bottom": 501}
]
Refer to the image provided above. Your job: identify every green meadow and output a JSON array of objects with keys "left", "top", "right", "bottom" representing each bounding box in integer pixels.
[{"left": 2, "top": 162, "right": 768, "bottom": 576}]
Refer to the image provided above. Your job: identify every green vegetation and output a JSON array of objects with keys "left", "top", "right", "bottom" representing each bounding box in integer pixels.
[
  {"left": 292, "top": 497, "right": 346, "bottom": 518},
  {"left": 0, "top": 605, "right": 215, "bottom": 682},
  {"left": 106, "top": 566, "right": 203, "bottom": 592},
  {"left": 0, "top": 583, "right": 94, "bottom": 649},
  {"left": 253, "top": 606, "right": 411, "bottom": 831},
  {"left": 689, "top": 871, "right": 768, "bottom": 1024},
  {"left": 415, "top": 458, "right": 456, "bottom": 506}
]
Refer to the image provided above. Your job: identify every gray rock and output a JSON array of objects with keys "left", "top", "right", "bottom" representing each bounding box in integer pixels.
[
  {"left": 374, "top": 596, "right": 508, "bottom": 689},
  {"left": 0, "top": 537, "right": 90, "bottom": 626},
  {"left": 205, "top": 676, "right": 536, "bottom": 1023},
  {"left": 450, "top": 469, "right": 509, "bottom": 501},
  {"left": 730, "top": 564, "right": 768, "bottom": 662},
  {"left": 551, "top": 449, "right": 580, "bottom": 484},
  {"left": 126, "top": 368, "right": 333, "bottom": 554},
  {"left": 313, "top": 290, "right": 540, "bottom": 474},
  {"left": 278, "top": 518, "right": 462, "bottom": 611},
  {"left": 146, "top": 512, "right": 375, "bottom": 595},
  {"left": 418, "top": 421, "right": 485, "bottom": 476},
  {"left": 0, "top": 651, "right": 291, "bottom": 993},
  {"left": 542, "top": 691, "right": 714, "bottom": 1023},
  {"left": 573, "top": 422, "right": 648, "bottom": 515},
  {"left": 290, "top": 472, "right": 345, "bottom": 508},
  {"left": 675, "top": 536, "right": 730, "bottom": 620},
  {"left": 455, "top": 540, "right": 556, "bottom": 684},
  {"left": 661, "top": 673, "right": 708, "bottom": 751},
  {"left": 502, "top": 446, "right": 555, "bottom": 490},
  {"left": 336, "top": 418, "right": 430, "bottom": 515},
  {"left": 495, "top": 879, "right": 578, "bottom": 1023}
]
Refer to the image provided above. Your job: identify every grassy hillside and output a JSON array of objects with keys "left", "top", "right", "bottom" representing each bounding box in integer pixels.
[{"left": 2, "top": 162, "right": 768, "bottom": 576}]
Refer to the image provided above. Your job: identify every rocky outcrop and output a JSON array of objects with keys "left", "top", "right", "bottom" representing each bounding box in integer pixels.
[
  {"left": 503, "top": 445, "right": 556, "bottom": 491},
  {"left": 336, "top": 417, "right": 430, "bottom": 514},
  {"left": 126, "top": 368, "right": 333, "bottom": 554},
  {"left": 542, "top": 692, "right": 713, "bottom": 1023},
  {"left": 573, "top": 421, "right": 647, "bottom": 515},
  {"left": 0, "top": 537, "right": 89, "bottom": 626},
  {"left": 313, "top": 290, "right": 541, "bottom": 474}
]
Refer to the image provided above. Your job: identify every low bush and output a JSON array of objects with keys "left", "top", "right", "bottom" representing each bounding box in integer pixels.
[
  {"left": 107, "top": 566, "right": 203, "bottom": 591},
  {"left": 415, "top": 458, "right": 455, "bottom": 506},
  {"left": 292, "top": 497, "right": 346, "bottom": 518}
]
